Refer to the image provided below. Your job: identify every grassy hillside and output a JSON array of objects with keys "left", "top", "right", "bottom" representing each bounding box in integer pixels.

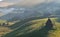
[
  {"left": 0, "top": 27, "right": 12, "bottom": 37},
  {"left": 3, "top": 18, "right": 60, "bottom": 37}
]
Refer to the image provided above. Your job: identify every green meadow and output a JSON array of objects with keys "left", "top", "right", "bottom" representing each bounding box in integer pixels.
[{"left": 0, "top": 18, "right": 60, "bottom": 37}]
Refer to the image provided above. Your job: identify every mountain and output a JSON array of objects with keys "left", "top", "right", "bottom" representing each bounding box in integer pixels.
[
  {"left": 0, "top": 11, "right": 5, "bottom": 17},
  {"left": 0, "top": 8, "right": 42, "bottom": 21},
  {"left": 34, "top": 2, "right": 60, "bottom": 14},
  {"left": 0, "top": 2, "right": 60, "bottom": 21}
]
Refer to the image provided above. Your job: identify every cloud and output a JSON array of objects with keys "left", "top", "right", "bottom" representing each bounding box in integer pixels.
[
  {"left": 15, "top": 0, "right": 54, "bottom": 7},
  {"left": 0, "top": 0, "right": 3, "bottom": 2},
  {"left": 0, "top": 2, "right": 14, "bottom": 7},
  {"left": 0, "top": 0, "right": 56, "bottom": 7},
  {"left": 3, "top": 0, "right": 23, "bottom": 3},
  {"left": 15, "top": 0, "right": 45, "bottom": 6},
  {"left": 0, "top": 0, "right": 23, "bottom": 7},
  {"left": 54, "top": 0, "right": 60, "bottom": 3}
]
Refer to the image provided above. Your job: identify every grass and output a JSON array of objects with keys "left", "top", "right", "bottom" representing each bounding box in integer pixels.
[
  {"left": 0, "top": 20, "right": 7, "bottom": 23},
  {"left": 0, "top": 27, "right": 12, "bottom": 37},
  {"left": 0, "top": 20, "right": 14, "bottom": 37},
  {"left": 0, "top": 20, "right": 16, "bottom": 26},
  {"left": 1, "top": 18, "right": 60, "bottom": 37}
]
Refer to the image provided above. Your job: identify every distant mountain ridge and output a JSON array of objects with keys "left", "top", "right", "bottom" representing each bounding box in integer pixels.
[{"left": 0, "top": 2, "right": 60, "bottom": 21}]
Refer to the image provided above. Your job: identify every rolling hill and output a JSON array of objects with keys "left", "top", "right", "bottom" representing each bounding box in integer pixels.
[{"left": 2, "top": 18, "right": 60, "bottom": 37}]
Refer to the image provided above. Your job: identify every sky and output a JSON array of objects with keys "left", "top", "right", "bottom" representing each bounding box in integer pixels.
[{"left": 0, "top": 0, "right": 59, "bottom": 7}]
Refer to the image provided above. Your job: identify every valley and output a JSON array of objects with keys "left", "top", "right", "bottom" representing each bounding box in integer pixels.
[{"left": 0, "top": 0, "right": 60, "bottom": 37}]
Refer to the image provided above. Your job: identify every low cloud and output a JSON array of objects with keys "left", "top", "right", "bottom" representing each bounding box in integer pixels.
[
  {"left": 0, "top": 0, "right": 56, "bottom": 7},
  {"left": 0, "top": 2, "right": 14, "bottom": 7},
  {"left": 15, "top": 0, "right": 54, "bottom": 7}
]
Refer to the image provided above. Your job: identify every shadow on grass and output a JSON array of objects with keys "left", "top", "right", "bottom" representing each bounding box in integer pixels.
[
  {"left": 55, "top": 18, "right": 60, "bottom": 23},
  {"left": 17, "top": 18, "right": 54, "bottom": 37},
  {"left": 2, "top": 22, "right": 39, "bottom": 37},
  {"left": 3, "top": 18, "right": 54, "bottom": 37},
  {"left": 9, "top": 17, "right": 46, "bottom": 29},
  {"left": 2, "top": 23, "right": 54, "bottom": 37},
  {"left": 17, "top": 25, "right": 53, "bottom": 37}
]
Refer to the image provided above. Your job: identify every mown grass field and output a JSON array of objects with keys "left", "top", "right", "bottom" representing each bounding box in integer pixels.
[{"left": 0, "top": 18, "right": 60, "bottom": 37}]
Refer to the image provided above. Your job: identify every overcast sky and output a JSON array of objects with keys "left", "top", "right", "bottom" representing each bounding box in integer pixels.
[{"left": 0, "top": 0, "right": 59, "bottom": 7}]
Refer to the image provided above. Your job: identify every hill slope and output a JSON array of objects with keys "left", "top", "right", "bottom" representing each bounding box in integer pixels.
[{"left": 3, "top": 18, "right": 60, "bottom": 37}]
